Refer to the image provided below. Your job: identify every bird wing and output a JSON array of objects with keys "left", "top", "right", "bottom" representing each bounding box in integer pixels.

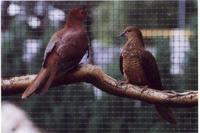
[
  {"left": 56, "top": 31, "right": 89, "bottom": 72},
  {"left": 119, "top": 51, "right": 124, "bottom": 75},
  {"left": 141, "top": 50, "right": 176, "bottom": 124},
  {"left": 140, "top": 50, "right": 162, "bottom": 90},
  {"left": 42, "top": 33, "right": 61, "bottom": 67},
  {"left": 43, "top": 31, "right": 88, "bottom": 70},
  {"left": 23, "top": 31, "right": 88, "bottom": 98}
]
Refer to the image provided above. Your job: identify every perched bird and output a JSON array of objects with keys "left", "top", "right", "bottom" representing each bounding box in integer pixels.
[
  {"left": 22, "top": 7, "right": 89, "bottom": 99},
  {"left": 119, "top": 26, "right": 176, "bottom": 125}
]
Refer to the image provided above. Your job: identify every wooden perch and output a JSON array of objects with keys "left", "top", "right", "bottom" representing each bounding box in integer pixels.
[{"left": 2, "top": 64, "right": 198, "bottom": 107}]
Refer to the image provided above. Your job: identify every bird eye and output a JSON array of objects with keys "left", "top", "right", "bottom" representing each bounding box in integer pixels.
[{"left": 79, "top": 10, "right": 85, "bottom": 15}]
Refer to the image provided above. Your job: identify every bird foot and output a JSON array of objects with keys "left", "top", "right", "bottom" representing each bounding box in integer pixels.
[
  {"left": 163, "top": 90, "right": 196, "bottom": 99},
  {"left": 163, "top": 90, "right": 177, "bottom": 94},
  {"left": 116, "top": 80, "right": 128, "bottom": 87},
  {"left": 176, "top": 91, "right": 197, "bottom": 96},
  {"left": 140, "top": 85, "right": 149, "bottom": 93},
  {"left": 162, "top": 90, "right": 179, "bottom": 98},
  {"left": 171, "top": 91, "right": 196, "bottom": 97}
]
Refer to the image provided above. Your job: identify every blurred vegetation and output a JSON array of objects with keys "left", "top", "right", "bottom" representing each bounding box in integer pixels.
[{"left": 2, "top": 1, "right": 197, "bottom": 133}]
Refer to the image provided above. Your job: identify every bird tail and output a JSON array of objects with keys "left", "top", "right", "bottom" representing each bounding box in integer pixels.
[
  {"left": 38, "top": 68, "right": 57, "bottom": 95},
  {"left": 155, "top": 105, "right": 177, "bottom": 126},
  {"left": 21, "top": 68, "right": 50, "bottom": 99}
]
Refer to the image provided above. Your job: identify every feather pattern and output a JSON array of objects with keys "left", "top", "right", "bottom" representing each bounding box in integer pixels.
[
  {"left": 22, "top": 7, "right": 89, "bottom": 99},
  {"left": 119, "top": 26, "right": 176, "bottom": 125}
]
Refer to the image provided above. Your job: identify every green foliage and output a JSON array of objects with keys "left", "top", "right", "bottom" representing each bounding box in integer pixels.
[
  {"left": 92, "top": 1, "right": 128, "bottom": 45},
  {"left": 152, "top": 37, "right": 177, "bottom": 90},
  {"left": 2, "top": 19, "right": 27, "bottom": 77},
  {"left": 2, "top": 1, "right": 198, "bottom": 133}
]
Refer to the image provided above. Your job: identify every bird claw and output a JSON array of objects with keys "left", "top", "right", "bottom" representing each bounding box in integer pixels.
[
  {"left": 164, "top": 90, "right": 196, "bottom": 99},
  {"left": 141, "top": 85, "right": 148, "bottom": 93},
  {"left": 163, "top": 90, "right": 194, "bottom": 95},
  {"left": 162, "top": 90, "right": 180, "bottom": 98},
  {"left": 174, "top": 91, "right": 196, "bottom": 96},
  {"left": 163, "top": 90, "right": 177, "bottom": 94},
  {"left": 116, "top": 80, "right": 128, "bottom": 87}
]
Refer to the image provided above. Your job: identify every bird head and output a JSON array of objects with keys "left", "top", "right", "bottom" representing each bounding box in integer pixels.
[
  {"left": 119, "top": 26, "right": 143, "bottom": 39},
  {"left": 119, "top": 26, "right": 145, "bottom": 47},
  {"left": 68, "top": 6, "right": 88, "bottom": 22}
]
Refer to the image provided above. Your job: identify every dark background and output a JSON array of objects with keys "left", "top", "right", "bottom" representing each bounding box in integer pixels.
[{"left": 2, "top": 1, "right": 198, "bottom": 133}]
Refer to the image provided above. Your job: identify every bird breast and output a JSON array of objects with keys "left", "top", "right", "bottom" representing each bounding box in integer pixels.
[{"left": 122, "top": 49, "right": 148, "bottom": 85}]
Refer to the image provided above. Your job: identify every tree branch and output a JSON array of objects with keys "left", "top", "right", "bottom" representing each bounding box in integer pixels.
[{"left": 2, "top": 64, "right": 197, "bottom": 107}]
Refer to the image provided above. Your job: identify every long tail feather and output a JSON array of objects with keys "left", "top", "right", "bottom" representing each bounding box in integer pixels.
[
  {"left": 155, "top": 105, "right": 177, "bottom": 126},
  {"left": 21, "top": 68, "right": 49, "bottom": 99},
  {"left": 38, "top": 69, "right": 57, "bottom": 95}
]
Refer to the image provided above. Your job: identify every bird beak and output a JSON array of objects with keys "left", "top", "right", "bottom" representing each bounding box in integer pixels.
[
  {"left": 87, "top": 12, "right": 91, "bottom": 18},
  {"left": 117, "top": 31, "right": 125, "bottom": 37},
  {"left": 83, "top": 8, "right": 91, "bottom": 18},
  {"left": 82, "top": 6, "right": 89, "bottom": 16}
]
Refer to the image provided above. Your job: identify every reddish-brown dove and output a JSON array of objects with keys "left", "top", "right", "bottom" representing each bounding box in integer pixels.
[
  {"left": 22, "top": 7, "right": 89, "bottom": 99},
  {"left": 119, "top": 26, "right": 176, "bottom": 125}
]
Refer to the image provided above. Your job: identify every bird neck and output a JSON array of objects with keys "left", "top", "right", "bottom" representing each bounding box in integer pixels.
[
  {"left": 65, "top": 17, "right": 84, "bottom": 29},
  {"left": 127, "top": 37, "right": 145, "bottom": 49}
]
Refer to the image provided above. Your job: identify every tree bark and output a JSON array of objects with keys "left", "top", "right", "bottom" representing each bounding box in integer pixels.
[{"left": 2, "top": 64, "right": 197, "bottom": 107}]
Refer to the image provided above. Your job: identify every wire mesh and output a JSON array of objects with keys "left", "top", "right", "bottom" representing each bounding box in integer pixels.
[{"left": 2, "top": 1, "right": 198, "bottom": 133}]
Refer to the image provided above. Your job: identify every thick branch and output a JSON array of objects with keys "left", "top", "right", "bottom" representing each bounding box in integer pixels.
[{"left": 2, "top": 64, "right": 197, "bottom": 107}]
